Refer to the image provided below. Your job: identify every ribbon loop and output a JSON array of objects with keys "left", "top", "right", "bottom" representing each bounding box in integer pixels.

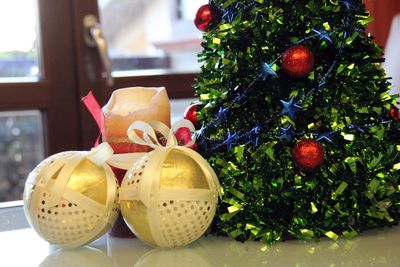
[
  {"left": 171, "top": 120, "right": 196, "bottom": 147},
  {"left": 87, "top": 142, "right": 114, "bottom": 165},
  {"left": 82, "top": 91, "right": 104, "bottom": 147},
  {"left": 127, "top": 121, "right": 161, "bottom": 149},
  {"left": 172, "top": 120, "right": 196, "bottom": 148},
  {"left": 126, "top": 119, "right": 197, "bottom": 149},
  {"left": 148, "top": 121, "right": 172, "bottom": 139}
]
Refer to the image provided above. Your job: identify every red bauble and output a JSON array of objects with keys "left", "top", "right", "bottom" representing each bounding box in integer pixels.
[
  {"left": 194, "top": 4, "right": 214, "bottom": 32},
  {"left": 175, "top": 127, "right": 198, "bottom": 151},
  {"left": 292, "top": 139, "right": 324, "bottom": 172},
  {"left": 390, "top": 106, "right": 400, "bottom": 120},
  {"left": 282, "top": 45, "right": 315, "bottom": 78},
  {"left": 184, "top": 103, "right": 201, "bottom": 126}
]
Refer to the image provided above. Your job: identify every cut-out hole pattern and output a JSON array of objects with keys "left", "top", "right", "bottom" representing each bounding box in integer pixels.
[{"left": 158, "top": 200, "right": 216, "bottom": 247}]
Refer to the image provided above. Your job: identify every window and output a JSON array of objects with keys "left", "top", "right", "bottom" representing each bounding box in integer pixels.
[
  {"left": 98, "top": 0, "right": 207, "bottom": 73},
  {"left": 0, "top": 1, "right": 81, "bottom": 203},
  {"left": 0, "top": 110, "right": 44, "bottom": 202},
  {"left": 0, "top": 0, "right": 40, "bottom": 81}
]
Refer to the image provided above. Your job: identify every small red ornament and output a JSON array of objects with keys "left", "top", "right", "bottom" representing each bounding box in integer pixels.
[
  {"left": 390, "top": 106, "right": 400, "bottom": 120},
  {"left": 282, "top": 45, "right": 315, "bottom": 78},
  {"left": 292, "top": 139, "right": 324, "bottom": 172},
  {"left": 184, "top": 103, "right": 201, "bottom": 126},
  {"left": 175, "top": 127, "right": 198, "bottom": 151},
  {"left": 194, "top": 4, "right": 214, "bottom": 32}
]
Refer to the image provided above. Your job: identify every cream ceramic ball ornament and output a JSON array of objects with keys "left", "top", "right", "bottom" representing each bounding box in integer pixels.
[
  {"left": 23, "top": 143, "right": 119, "bottom": 249},
  {"left": 115, "top": 120, "right": 221, "bottom": 248}
]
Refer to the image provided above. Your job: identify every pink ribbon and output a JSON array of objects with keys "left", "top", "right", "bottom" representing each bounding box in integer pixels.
[{"left": 82, "top": 91, "right": 104, "bottom": 146}]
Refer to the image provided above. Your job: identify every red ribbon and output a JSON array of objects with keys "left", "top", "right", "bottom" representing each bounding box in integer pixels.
[{"left": 82, "top": 91, "right": 104, "bottom": 146}]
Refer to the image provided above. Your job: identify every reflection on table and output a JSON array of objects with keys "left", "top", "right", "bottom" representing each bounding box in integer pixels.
[{"left": 9, "top": 225, "right": 398, "bottom": 267}]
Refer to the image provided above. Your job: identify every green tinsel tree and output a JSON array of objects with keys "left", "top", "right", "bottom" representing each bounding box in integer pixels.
[{"left": 194, "top": 0, "right": 400, "bottom": 244}]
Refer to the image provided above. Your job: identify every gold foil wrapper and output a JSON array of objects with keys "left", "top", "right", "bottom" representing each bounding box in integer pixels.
[
  {"left": 67, "top": 158, "right": 107, "bottom": 205},
  {"left": 160, "top": 149, "right": 209, "bottom": 190}
]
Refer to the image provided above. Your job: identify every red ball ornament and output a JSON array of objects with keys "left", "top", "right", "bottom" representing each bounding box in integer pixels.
[
  {"left": 194, "top": 4, "right": 214, "bottom": 32},
  {"left": 390, "top": 106, "right": 400, "bottom": 120},
  {"left": 282, "top": 45, "right": 315, "bottom": 78},
  {"left": 292, "top": 139, "right": 324, "bottom": 172},
  {"left": 175, "top": 127, "right": 198, "bottom": 151},
  {"left": 184, "top": 103, "right": 201, "bottom": 126}
]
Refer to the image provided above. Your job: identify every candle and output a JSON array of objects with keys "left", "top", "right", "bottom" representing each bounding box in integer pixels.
[
  {"left": 102, "top": 87, "right": 171, "bottom": 153},
  {"left": 102, "top": 87, "right": 171, "bottom": 237}
]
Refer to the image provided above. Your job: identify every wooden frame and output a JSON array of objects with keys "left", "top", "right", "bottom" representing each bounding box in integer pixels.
[
  {"left": 110, "top": 73, "right": 197, "bottom": 99},
  {"left": 0, "top": 0, "right": 81, "bottom": 155}
]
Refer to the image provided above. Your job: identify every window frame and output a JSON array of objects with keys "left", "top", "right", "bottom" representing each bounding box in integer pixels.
[{"left": 0, "top": 0, "right": 82, "bottom": 156}]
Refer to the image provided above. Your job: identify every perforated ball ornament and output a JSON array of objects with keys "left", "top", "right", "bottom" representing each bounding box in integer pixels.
[
  {"left": 23, "top": 143, "right": 119, "bottom": 249},
  {"left": 115, "top": 120, "right": 221, "bottom": 248}
]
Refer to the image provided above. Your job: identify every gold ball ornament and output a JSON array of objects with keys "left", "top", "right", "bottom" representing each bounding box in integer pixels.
[
  {"left": 119, "top": 147, "right": 220, "bottom": 248},
  {"left": 23, "top": 143, "right": 119, "bottom": 249}
]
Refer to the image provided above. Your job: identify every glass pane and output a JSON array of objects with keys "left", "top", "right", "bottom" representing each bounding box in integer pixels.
[
  {"left": 0, "top": 110, "right": 44, "bottom": 202},
  {"left": 0, "top": 0, "right": 41, "bottom": 81},
  {"left": 99, "top": 0, "right": 207, "bottom": 74}
]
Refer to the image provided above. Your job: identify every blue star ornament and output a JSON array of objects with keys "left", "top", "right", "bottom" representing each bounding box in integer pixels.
[
  {"left": 236, "top": 92, "right": 247, "bottom": 103},
  {"left": 222, "top": 3, "right": 239, "bottom": 23},
  {"left": 197, "top": 124, "right": 207, "bottom": 138},
  {"left": 280, "top": 97, "right": 302, "bottom": 120},
  {"left": 222, "top": 132, "right": 238, "bottom": 151},
  {"left": 348, "top": 123, "right": 365, "bottom": 133},
  {"left": 222, "top": 9, "right": 235, "bottom": 23},
  {"left": 279, "top": 125, "right": 295, "bottom": 141},
  {"left": 312, "top": 29, "right": 333, "bottom": 44},
  {"left": 217, "top": 107, "right": 229, "bottom": 123},
  {"left": 249, "top": 125, "right": 262, "bottom": 146},
  {"left": 261, "top": 62, "right": 277, "bottom": 80},
  {"left": 316, "top": 131, "right": 335, "bottom": 143},
  {"left": 343, "top": 0, "right": 354, "bottom": 10}
]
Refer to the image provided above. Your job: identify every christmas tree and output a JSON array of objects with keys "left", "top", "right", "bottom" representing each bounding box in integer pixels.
[{"left": 193, "top": 0, "right": 400, "bottom": 244}]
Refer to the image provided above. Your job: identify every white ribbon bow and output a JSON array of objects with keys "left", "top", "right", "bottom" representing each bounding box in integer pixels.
[
  {"left": 127, "top": 119, "right": 197, "bottom": 149},
  {"left": 107, "top": 120, "right": 197, "bottom": 170}
]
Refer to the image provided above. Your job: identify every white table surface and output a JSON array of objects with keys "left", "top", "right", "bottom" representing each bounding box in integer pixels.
[{"left": 1, "top": 225, "right": 400, "bottom": 267}]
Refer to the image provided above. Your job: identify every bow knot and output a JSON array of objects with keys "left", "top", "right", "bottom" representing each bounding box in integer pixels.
[{"left": 127, "top": 120, "right": 196, "bottom": 149}]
